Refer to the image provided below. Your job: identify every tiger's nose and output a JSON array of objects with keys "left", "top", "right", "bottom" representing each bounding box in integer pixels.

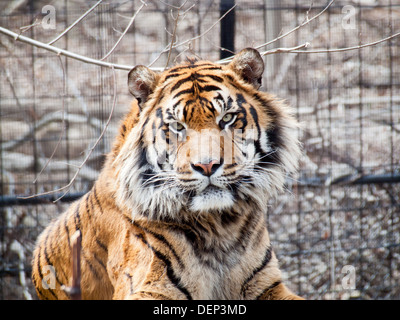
[{"left": 191, "top": 159, "right": 223, "bottom": 177}]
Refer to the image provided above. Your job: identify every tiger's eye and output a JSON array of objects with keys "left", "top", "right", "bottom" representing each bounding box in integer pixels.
[
  {"left": 219, "top": 113, "right": 237, "bottom": 129},
  {"left": 222, "top": 114, "right": 233, "bottom": 122},
  {"left": 171, "top": 122, "right": 184, "bottom": 132}
]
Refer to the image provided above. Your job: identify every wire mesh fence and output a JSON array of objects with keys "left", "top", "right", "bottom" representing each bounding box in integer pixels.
[{"left": 0, "top": 0, "right": 399, "bottom": 300}]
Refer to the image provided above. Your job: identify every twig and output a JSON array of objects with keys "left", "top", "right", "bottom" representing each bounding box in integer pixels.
[
  {"left": 47, "top": 0, "right": 103, "bottom": 45},
  {"left": 289, "top": 31, "right": 400, "bottom": 54},
  {"left": 61, "top": 230, "right": 82, "bottom": 300},
  {"left": 18, "top": 66, "right": 117, "bottom": 202},
  {"left": 101, "top": 1, "right": 147, "bottom": 61},
  {"left": 19, "top": 19, "right": 41, "bottom": 33},
  {"left": 164, "top": 0, "right": 194, "bottom": 69},
  {"left": 259, "top": 42, "right": 310, "bottom": 56},
  {"left": 0, "top": 26, "right": 135, "bottom": 71}
]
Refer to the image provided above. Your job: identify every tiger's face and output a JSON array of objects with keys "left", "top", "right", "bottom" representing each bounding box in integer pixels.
[{"left": 115, "top": 48, "right": 300, "bottom": 221}]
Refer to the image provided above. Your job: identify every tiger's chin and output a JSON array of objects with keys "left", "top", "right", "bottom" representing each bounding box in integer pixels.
[{"left": 189, "top": 186, "right": 235, "bottom": 213}]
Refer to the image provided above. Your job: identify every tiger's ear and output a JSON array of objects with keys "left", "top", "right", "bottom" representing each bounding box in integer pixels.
[
  {"left": 128, "top": 65, "right": 159, "bottom": 107},
  {"left": 228, "top": 48, "right": 265, "bottom": 89}
]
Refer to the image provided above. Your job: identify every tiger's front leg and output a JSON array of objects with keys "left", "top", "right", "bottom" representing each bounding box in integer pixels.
[
  {"left": 108, "top": 226, "right": 190, "bottom": 300},
  {"left": 111, "top": 264, "right": 190, "bottom": 300}
]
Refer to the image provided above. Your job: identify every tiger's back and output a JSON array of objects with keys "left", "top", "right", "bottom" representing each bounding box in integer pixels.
[{"left": 32, "top": 48, "right": 303, "bottom": 300}]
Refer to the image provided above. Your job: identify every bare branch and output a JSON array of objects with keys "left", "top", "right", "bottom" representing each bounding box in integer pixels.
[
  {"left": 19, "top": 19, "right": 41, "bottom": 33},
  {"left": 290, "top": 31, "right": 400, "bottom": 54},
  {"left": 101, "top": 1, "right": 147, "bottom": 61},
  {"left": 260, "top": 42, "right": 310, "bottom": 56},
  {"left": 47, "top": 0, "right": 103, "bottom": 45},
  {"left": 0, "top": 26, "right": 135, "bottom": 71}
]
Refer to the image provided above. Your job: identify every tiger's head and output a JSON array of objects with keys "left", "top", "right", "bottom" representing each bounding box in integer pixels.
[{"left": 114, "top": 48, "right": 301, "bottom": 221}]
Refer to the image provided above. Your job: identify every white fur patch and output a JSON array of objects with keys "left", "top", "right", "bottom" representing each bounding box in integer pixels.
[{"left": 190, "top": 186, "right": 234, "bottom": 212}]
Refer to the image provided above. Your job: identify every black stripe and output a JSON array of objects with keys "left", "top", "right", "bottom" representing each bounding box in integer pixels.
[
  {"left": 84, "top": 193, "right": 93, "bottom": 222},
  {"left": 220, "top": 209, "right": 240, "bottom": 227},
  {"left": 236, "top": 211, "right": 261, "bottom": 250},
  {"left": 89, "top": 189, "right": 108, "bottom": 253},
  {"left": 244, "top": 97, "right": 282, "bottom": 167},
  {"left": 204, "top": 99, "right": 216, "bottom": 115},
  {"left": 248, "top": 103, "right": 278, "bottom": 169},
  {"left": 132, "top": 221, "right": 185, "bottom": 270},
  {"left": 95, "top": 238, "right": 108, "bottom": 252},
  {"left": 170, "top": 73, "right": 200, "bottom": 92},
  {"left": 164, "top": 72, "right": 184, "bottom": 81},
  {"left": 73, "top": 204, "right": 82, "bottom": 231},
  {"left": 241, "top": 246, "right": 272, "bottom": 297},
  {"left": 93, "top": 186, "right": 104, "bottom": 215},
  {"left": 125, "top": 273, "right": 134, "bottom": 295},
  {"left": 63, "top": 216, "right": 71, "bottom": 248},
  {"left": 134, "top": 232, "right": 193, "bottom": 300},
  {"left": 197, "top": 66, "right": 222, "bottom": 71},
  {"left": 173, "top": 87, "right": 195, "bottom": 99},
  {"left": 136, "top": 118, "right": 150, "bottom": 169},
  {"left": 248, "top": 104, "right": 261, "bottom": 141},
  {"left": 121, "top": 124, "right": 127, "bottom": 138},
  {"left": 198, "top": 84, "right": 221, "bottom": 92},
  {"left": 256, "top": 280, "right": 282, "bottom": 300},
  {"left": 35, "top": 286, "right": 50, "bottom": 300},
  {"left": 168, "top": 63, "right": 215, "bottom": 73},
  {"left": 204, "top": 74, "right": 223, "bottom": 82},
  {"left": 235, "top": 95, "right": 248, "bottom": 129},
  {"left": 183, "top": 99, "right": 196, "bottom": 121},
  {"left": 94, "top": 253, "right": 107, "bottom": 271},
  {"left": 263, "top": 125, "right": 282, "bottom": 166},
  {"left": 81, "top": 249, "right": 102, "bottom": 280}
]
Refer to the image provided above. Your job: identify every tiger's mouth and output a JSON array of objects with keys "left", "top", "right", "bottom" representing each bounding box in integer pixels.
[{"left": 188, "top": 184, "right": 235, "bottom": 212}]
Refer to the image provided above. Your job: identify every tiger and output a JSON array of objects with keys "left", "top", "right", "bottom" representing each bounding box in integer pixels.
[{"left": 31, "top": 48, "right": 303, "bottom": 300}]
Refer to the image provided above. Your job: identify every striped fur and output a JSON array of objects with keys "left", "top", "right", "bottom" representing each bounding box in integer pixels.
[{"left": 32, "top": 48, "right": 303, "bottom": 300}]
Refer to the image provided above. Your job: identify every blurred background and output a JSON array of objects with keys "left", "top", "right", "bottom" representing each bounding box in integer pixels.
[{"left": 0, "top": 0, "right": 399, "bottom": 299}]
